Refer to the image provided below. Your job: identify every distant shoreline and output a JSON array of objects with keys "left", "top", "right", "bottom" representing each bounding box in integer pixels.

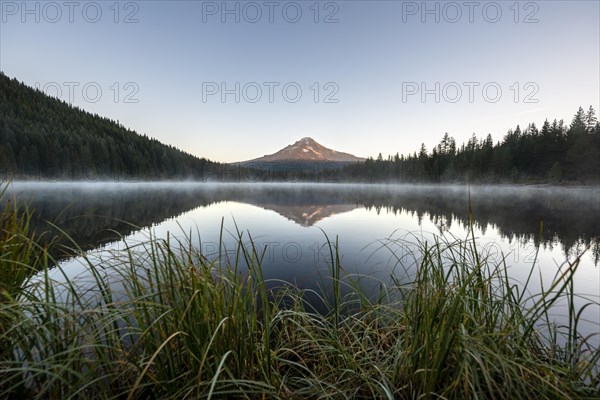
[{"left": 3, "top": 180, "right": 600, "bottom": 190}]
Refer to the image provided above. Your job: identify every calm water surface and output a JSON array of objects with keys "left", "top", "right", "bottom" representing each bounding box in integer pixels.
[{"left": 5, "top": 182, "right": 600, "bottom": 339}]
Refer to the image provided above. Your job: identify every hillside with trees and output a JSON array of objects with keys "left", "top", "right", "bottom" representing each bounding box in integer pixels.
[
  {"left": 1, "top": 71, "right": 598, "bottom": 184},
  {"left": 340, "top": 107, "right": 600, "bottom": 184},
  {"left": 0, "top": 72, "right": 215, "bottom": 181}
]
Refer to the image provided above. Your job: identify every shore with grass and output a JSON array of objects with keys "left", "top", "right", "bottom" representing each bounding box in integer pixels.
[{"left": 0, "top": 186, "right": 599, "bottom": 399}]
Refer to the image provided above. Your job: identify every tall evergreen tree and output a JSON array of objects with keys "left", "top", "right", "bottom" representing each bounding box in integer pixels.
[
  {"left": 570, "top": 106, "right": 588, "bottom": 134},
  {"left": 586, "top": 105, "right": 597, "bottom": 133}
]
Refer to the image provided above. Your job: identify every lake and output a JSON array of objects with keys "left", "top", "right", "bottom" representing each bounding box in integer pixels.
[{"left": 4, "top": 182, "right": 600, "bottom": 340}]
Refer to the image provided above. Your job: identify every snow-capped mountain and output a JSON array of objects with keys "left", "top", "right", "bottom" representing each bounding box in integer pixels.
[{"left": 241, "top": 137, "right": 365, "bottom": 163}]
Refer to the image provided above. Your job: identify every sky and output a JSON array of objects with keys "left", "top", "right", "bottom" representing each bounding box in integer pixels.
[{"left": 1, "top": 0, "right": 599, "bottom": 163}]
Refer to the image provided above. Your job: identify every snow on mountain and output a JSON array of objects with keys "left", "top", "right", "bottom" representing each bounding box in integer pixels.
[{"left": 241, "top": 137, "right": 365, "bottom": 163}]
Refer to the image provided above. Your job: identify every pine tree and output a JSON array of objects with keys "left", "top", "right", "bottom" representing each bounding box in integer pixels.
[
  {"left": 418, "top": 143, "right": 427, "bottom": 159},
  {"left": 570, "top": 106, "right": 587, "bottom": 134},
  {"left": 585, "top": 105, "right": 597, "bottom": 133}
]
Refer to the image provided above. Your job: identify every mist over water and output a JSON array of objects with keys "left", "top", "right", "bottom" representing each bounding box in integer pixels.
[{"left": 4, "top": 181, "right": 599, "bottom": 259}]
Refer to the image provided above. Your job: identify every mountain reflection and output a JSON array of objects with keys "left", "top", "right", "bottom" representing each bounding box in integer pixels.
[
  {"left": 250, "top": 204, "right": 359, "bottom": 226},
  {"left": 3, "top": 183, "right": 599, "bottom": 264}
]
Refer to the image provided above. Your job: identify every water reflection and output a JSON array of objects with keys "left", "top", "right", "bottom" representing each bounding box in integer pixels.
[
  {"left": 255, "top": 204, "right": 359, "bottom": 226},
  {"left": 4, "top": 183, "right": 599, "bottom": 265},
  {"left": 7, "top": 182, "right": 598, "bottom": 343}
]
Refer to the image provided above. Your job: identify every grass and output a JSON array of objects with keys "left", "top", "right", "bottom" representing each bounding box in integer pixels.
[
  {"left": 0, "top": 184, "right": 48, "bottom": 300},
  {"left": 0, "top": 186, "right": 598, "bottom": 399}
]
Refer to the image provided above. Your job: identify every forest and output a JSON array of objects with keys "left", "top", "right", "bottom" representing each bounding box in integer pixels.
[
  {"left": 0, "top": 72, "right": 216, "bottom": 180},
  {"left": 340, "top": 106, "right": 600, "bottom": 184}
]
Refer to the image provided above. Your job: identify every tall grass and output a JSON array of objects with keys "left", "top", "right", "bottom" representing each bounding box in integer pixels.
[
  {"left": 0, "top": 191, "right": 598, "bottom": 398},
  {"left": 0, "top": 183, "right": 48, "bottom": 301}
]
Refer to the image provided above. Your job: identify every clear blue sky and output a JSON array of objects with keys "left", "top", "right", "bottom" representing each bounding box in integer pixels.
[{"left": 1, "top": 0, "right": 598, "bottom": 162}]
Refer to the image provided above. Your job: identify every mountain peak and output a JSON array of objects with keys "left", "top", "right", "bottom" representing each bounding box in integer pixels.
[{"left": 241, "top": 137, "right": 365, "bottom": 163}]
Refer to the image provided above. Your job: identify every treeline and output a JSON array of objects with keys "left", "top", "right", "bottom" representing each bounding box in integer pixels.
[
  {"left": 340, "top": 107, "right": 600, "bottom": 184},
  {"left": 0, "top": 72, "right": 215, "bottom": 180}
]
